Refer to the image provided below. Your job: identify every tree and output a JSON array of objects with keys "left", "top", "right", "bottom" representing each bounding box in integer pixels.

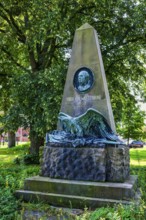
[
  {"left": 0, "top": 69, "right": 16, "bottom": 147},
  {"left": 117, "top": 98, "right": 146, "bottom": 143},
  {"left": 0, "top": 0, "right": 145, "bottom": 154}
]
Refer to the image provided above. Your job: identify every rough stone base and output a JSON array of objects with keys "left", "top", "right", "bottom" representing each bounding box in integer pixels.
[
  {"left": 40, "top": 144, "right": 129, "bottom": 182},
  {"left": 15, "top": 175, "right": 140, "bottom": 209}
]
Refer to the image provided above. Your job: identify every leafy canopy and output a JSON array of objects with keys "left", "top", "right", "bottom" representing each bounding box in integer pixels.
[{"left": 0, "top": 0, "right": 145, "bottom": 145}]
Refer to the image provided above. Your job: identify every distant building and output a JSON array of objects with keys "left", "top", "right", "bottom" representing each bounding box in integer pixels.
[{"left": 16, "top": 127, "right": 29, "bottom": 142}]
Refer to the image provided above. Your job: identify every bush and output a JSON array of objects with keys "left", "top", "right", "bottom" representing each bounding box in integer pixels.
[
  {"left": 23, "top": 153, "right": 40, "bottom": 165},
  {"left": 0, "top": 144, "right": 40, "bottom": 219},
  {"left": 13, "top": 157, "right": 21, "bottom": 165},
  {"left": 87, "top": 204, "right": 145, "bottom": 220},
  {"left": 0, "top": 187, "right": 20, "bottom": 220}
]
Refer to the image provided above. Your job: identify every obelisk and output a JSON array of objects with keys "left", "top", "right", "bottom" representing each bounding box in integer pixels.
[
  {"left": 16, "top": 24, "right": 138, "bottom": 209},
  {"left": 59, "top": 23, "right": 115, "bottom": 131}
]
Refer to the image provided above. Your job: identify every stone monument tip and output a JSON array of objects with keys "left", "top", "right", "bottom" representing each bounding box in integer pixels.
[{"left": 77, "top": 23, "right": 93, "bottom": 30}]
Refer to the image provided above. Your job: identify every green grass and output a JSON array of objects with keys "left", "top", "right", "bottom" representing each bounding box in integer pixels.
[
  {"left": 0, "top": 144, "right": 28, "bottom": 167},
  {"left": 130, "top": 147, "right": 146, "bottom": 167},
  {"left": 0, "top": 144, "right": 146, "bottom": 219}
]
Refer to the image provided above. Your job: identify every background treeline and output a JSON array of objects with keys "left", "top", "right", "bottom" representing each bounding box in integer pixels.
[{"left": 0, "top": 0, "right": 145, "bottom": 154}]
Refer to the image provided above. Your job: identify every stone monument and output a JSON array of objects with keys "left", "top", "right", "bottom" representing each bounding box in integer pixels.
[
  {"left": 15, "top": 24, "right": 140, "bottom": 208},
  {"left": 59, "top": 23, "right": 115, "bottom": 132}
]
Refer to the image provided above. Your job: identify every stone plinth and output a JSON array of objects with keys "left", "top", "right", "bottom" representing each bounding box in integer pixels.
[
  {"left": 40, "top": 144, "right": 129, "bottom": 182},
  {"left": 15, "top": 144, "right": 138, "bottom": 209},
  {"left": 15, "top": 175, "right": 140, "bottom": 209}
]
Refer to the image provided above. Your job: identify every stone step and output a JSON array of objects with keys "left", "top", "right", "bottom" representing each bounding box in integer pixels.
[
  {"left": 15, "top": 190, "right": 137, "bottom": 209},
  {"left": 23, "top": 175, "right": 138, "bottom": 200}
]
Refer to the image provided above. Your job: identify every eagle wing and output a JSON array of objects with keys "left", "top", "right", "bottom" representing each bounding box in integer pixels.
[
  {"left": 75, "top": 108, "right": 119, "bottom": 141},
  {"left": 58, "top": 109, "right": 119, "bottom": 141}
]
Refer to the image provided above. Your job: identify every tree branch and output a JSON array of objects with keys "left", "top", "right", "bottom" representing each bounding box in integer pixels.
[
  {"left": 0, "top": 3, "right": 26, "bottom": 44},
  {"left": 69, "top": 5, "right": 95, "bottom": 21},
  {"left": 105, "top": 57, "right": 126, "bottom": 74},
  {"left": 44, "top": 38, "right": 56, "bottom": 68},
  {"left": 103, "top": 24, "right": 144, "bottom": 56},
  {"left": 28, "top": 48, "right": 37, "bottom": 72},
  {"left": 9, "top": 13, "right": 26, "bottom": 43},
  {"left": 1, "top": 47, "right": 30, "bottom": 73}
]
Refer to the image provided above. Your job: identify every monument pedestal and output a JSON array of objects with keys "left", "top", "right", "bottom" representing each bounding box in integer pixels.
[
  {"left": 15, "top": 175, "right": 140, "bottom": 209},
  {"left": 40, "top": 144, "right": 129, "bottom": 182},
  {"left": 15, "top": 144, "right": 140, "bottom": 208}
]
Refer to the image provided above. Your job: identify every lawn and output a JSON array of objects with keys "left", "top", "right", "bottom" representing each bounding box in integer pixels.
[
  {"left": 130, "top": 147, "right": 146, "bottom": 167},
  {"left": 0, "top": 148, "right": 23, "bottom": 167},
  {"left": 0, "top": 144, "right": 146, "bottom": 219}
]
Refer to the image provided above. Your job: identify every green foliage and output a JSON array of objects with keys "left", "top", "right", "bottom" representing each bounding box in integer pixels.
[
  {"left": 5, "top": 64, "right": 66, "bottom": 134},
  {"left": 13, "top": 156, "right": 21, "bottom": 165},
  {"left": 86, "top": 204, "right": 144, "bottom": 220},
  {"left": 0, "top": 188, "right": 19, "bottom": 220},
  {"left": 117, "top": 99, "right": 146, "bottom": 142},
  {"left": 12, "top": 143, "right": 41, "bottom": 165},
  {"left": 89, "top": 207, "right": 112, "bottom": 219},
  {"left": 23, "top": 153, "right": 40, "bottom": 165},
  {"left": 0, "top": 144, "right": 40, "bottom": 219},
  {"left": 130, "top": 149, "right": 146, "bottom": 202}
]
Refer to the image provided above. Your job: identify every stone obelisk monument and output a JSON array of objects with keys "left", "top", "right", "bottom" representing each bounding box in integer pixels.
[
  {"left": 15, "top": 24, "right": 139, "bottom": 209},
  {"left": 60, "top": 23, "right": 115, "bottom": 131}
]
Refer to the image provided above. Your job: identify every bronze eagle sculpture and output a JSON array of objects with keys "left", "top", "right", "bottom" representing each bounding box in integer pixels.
[
  {"left": 47, "top": 108, "right": 121, "bottom": 147},
  {"left": 58, "top": 108, "right": 118, "bottom": 141}
]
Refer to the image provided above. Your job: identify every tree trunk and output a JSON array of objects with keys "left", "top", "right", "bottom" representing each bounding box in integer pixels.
[
  {"left": 8, "top": 131, "right": 16, "bottom": 148},
  {"left": 29, "top": 129, "right": 44, "bottom": 155}
]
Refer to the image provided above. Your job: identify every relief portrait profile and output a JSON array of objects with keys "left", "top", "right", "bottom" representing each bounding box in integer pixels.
[{"left": 73, "top": 67, "right": 94, "bottom": 93}]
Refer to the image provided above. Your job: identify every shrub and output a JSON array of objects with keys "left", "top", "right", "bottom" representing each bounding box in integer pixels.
[
  {"left": 23, "top": 153, "right": 40, "bottom": 165},
  {"left": 0, "top": 188, "right": 20, "bottom": 220},
  {"left": 13, "top": 157, "right": 21, "bottom": 165}
]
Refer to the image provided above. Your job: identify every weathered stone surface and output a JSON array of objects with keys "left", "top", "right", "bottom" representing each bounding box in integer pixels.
[
  {"left": 23, "top": 175, "right": 137, "bottom": 200},
  {"left": 22, "top": 210, "right": 69, "bottom": 220},
  {"left": 40, "top": 146, "right": 106, "bottom": 181},
  {"left": 15, "top": 175, "right": 140, "bottom": 208},
  {"left": 106, "top": 146, "right": 130, "bottom": 182},
  {"left": 40, "top": 144, "right": 129, "bottom": 182}
]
